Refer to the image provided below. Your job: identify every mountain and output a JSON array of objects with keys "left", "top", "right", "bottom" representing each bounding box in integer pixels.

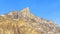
[{"left": 0, "top": 8, "right": 60, "bottom": 34}]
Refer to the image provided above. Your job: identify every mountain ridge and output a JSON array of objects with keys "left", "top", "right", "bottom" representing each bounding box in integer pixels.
[{"left": 0, "top": 8, "right": 60, "bottom": 34}]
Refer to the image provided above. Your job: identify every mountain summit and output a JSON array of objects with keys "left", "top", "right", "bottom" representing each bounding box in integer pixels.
[{"left": 0, "top": 8, "right": 60, "bottom": 34}]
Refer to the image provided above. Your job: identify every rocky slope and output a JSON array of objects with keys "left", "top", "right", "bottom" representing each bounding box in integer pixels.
[{"left": 0, "top": 8, "right": 60, "bottom": 34}]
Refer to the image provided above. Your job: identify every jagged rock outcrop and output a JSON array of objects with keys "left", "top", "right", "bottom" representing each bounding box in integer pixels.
[{"left": 0, "top": 8, "right": 60, "bottom": 34}]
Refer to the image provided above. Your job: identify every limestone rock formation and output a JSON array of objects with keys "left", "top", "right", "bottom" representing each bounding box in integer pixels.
[{"left": 0, "top": 8, "right": 60, "bottom": 34}]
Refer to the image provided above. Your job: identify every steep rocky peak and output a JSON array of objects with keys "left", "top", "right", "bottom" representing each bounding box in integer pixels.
[
  {"left": 0, "top": 7, "right": 30, "bottom": 18},
  {"left": 20, "top": 7, "right": 30, "bottom": 13},
  {"left": 18, "top": 7, "right": 30, "bottom": 17},
  {"left": 7, "top": 7, "right": 30, "bottom": 17}
]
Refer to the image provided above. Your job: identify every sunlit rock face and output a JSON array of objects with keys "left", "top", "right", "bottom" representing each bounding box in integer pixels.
[{"left": 0, "top": 8, "right": 60, "bottom": 34}]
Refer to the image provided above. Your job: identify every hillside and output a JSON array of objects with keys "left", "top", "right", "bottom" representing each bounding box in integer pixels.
[{"left": 0, "top": 8, "right": 60, "bottom": 34}]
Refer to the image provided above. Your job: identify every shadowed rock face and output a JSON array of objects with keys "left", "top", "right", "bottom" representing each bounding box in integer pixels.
[{"left": 0, "top": 8, "right": 60, "bottom": 34}]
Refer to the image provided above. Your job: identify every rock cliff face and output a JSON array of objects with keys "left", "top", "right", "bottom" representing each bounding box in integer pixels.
[{"left": 0, "top": 8, "right": 60, "bottom": 34}]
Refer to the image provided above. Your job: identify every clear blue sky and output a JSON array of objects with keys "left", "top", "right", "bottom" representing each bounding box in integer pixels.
[{"left": 0, "top": 0, "right": 60, "bottom": 26}]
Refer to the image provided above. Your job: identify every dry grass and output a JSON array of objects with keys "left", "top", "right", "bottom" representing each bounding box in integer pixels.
[{"left": 0, "top": 17, "right": 39, "bottom": 34}]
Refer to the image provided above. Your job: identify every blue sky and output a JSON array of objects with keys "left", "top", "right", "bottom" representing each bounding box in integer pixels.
[{"left": 0, "top": 0, "right": 60, "bottom": 26}]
